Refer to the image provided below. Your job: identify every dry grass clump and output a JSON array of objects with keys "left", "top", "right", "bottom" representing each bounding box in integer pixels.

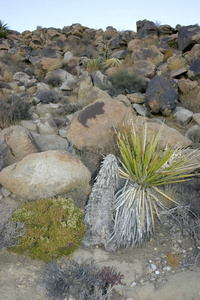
[
  {"left": 167, "top": 55, "right": 186, "bottom": 71},
  {"left": 0, "top": 95, "right": 31, "bottom": 129},
  {"left": 166, "top": 252, "right": 180, "bottom": 268},
  {"left": 3, "top": 70, "right": 12, "bottom": 82}
]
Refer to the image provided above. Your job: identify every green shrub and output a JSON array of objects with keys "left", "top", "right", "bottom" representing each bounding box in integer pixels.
[
  {"left": 104, "top": 69, "right": 147, "bottom": 96},
  {"left": 0, "top": 20, "right": 8, "bottom": 38},
  {"left": 112, "top": 123, "right": 198, "bottom": 247},
  {"left": 9, "top": 197, "right": 86, "bottom": 262}
]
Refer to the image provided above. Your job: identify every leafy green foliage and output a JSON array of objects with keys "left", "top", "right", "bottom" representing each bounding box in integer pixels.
[
  {"left": 9, "top": 197, "right": 86, "bottom": 262},
  {"left": 104, "top": 69, "right": 147, "bottom": 96},
  {"left": 0, "top": 20, "right": 8, "bottom": 38},
  {"left": 112, "top": 123, "right": 198, "bottom": 247}
]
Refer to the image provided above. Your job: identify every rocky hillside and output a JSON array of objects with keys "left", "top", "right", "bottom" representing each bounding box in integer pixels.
[
  {"left": 0, "top": 18, "right": 200, "bottom": 204},
  {"left": 0, "top": 19, "right": 200, "bottom": 300}
]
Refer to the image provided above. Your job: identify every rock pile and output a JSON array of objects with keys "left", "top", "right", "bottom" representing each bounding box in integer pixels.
[{"left": 0, "top": 19, "right": 200, "bottom": 227}]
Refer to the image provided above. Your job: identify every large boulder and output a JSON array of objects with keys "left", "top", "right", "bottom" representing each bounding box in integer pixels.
[
  {"left": 0, "top": 150, "right": 91, "bottom": 208},
  {"left": 0, "top": 125, "right": 40, "bottom": 169},
  {"left": 177, "top": 25, "right": 200, "bottom": 52},
  {"left": 66, "top": 98, "right": 134, "bottom": 176},
  {"left": 136, "top": 20, "right": 159, "bottom": 38},
  {"left": 67, "top": 98, "right": 134, "bottom": 152},
  {"left": 131, "top": 45, "right": 164, "bottom": 65},
  {"left": 133, "top": 116, "right": 193, "bottom": 149},
  {"left": 145, "top": 74, "right": 178, "bottom": 115},
  {"left": 188, "top": 58, "right": 200, "bottom": 80}
]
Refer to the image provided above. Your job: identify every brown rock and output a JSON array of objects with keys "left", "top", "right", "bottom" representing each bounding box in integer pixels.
[
  {"left": 0, "top": 125, "right": 40, "bottom": 167},
  {"left": 193, "top": 113, "right": 200, "bottom": 125},
  {"left": 133, "top": 116, "right": 193, "bottom": 148},
  {"left": 67, "top": 98, "right": 135, "bottom": 152},
  {"left": 40, "top": 57, "right": 62, "bottom": 71}
]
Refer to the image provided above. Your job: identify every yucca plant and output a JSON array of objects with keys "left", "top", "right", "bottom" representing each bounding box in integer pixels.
[
  {"left": 112, "top": 122, "right": 198, "bottom": 247},
  {"left": 101, "top": 58, "right": 123, "bottom": 70},
  {"left": 0, "top": 20, "right": 9, "bottom": 38}
]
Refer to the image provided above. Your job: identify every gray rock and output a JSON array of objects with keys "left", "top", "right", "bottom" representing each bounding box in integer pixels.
[
  {"left": 177, "top": 24, "right": 200, "bottom": 51},
  {"left": 174, "top": 108, "right": 193, "bottom": 126},
  {"left": 137, "top": 20, "right": 159, "bottom": 38},
  {"left": 185, "top": 125, "right": 200, "bottom": 143},
  {"left": 145, "top": 74, "right": 178, "bottom": 115},
  {"left": 31, "top": 132, "right": 69, "bottom": 151},
  {"left": 0, "top": 150, "right": 91, "bottom": 208}
]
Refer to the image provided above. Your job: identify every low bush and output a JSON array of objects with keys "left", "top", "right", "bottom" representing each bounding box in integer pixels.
[
  {"left": 35, "top": 90, "right": 60, "bottom": 104},
  {"left": 0, "top": 95, "right": 31, "bottom": 129},
  {"left": 46, "top": 75, "right": 63, "bottom": 87},
  {"left": 6, "top": 197, "right": 86, "bottom": 262},
  {"left": 103, "top": 69, "right": 147, "bottom": 96},
  {"left": 42, "top": 260, "right": 125, "bottom": 300}
]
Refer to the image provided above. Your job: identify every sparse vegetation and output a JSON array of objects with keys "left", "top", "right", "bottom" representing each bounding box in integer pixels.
[
  {"left": 86, "top": 58, "right": 100, "bottom": 72},
  {"left": 35, "top": 90, "right": 60, "bottom": 104},
  {"left": 3, "top": 70, "right": 12, "bottom": 82},
  {"left": 6, "top": 197, "right": 86, "bottom": 262},
  {"left": 42, "top": 260, "right": 125, "bottom": 300},
  {"left": 0, "top": 95, "right": 31, "bottom": 129},
  {"left": 46, "top": 74, "right": 63, "bottom": 87},
  {"left": 103, "top": 69, "right": 147, "bottom": 96},
  {"left": 0, "top": 20, "right": 9, "bottom": 38}
]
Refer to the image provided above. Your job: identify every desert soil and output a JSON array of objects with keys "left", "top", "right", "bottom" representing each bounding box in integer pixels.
[{"left": 0, "top": 214, "right": 200, "bottom": 300}]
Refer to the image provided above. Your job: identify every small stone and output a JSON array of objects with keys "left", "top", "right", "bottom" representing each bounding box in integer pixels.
[
  {"left": 1, "top": 187, "right": 11, "bottom": 197},
  {"left": 150, "top": 264, "right": 157, "bottom": 272},
  {"left": 130, "top": 281, "right": 137, "bottom": 287},
  {"left": 155, "top": 270, "right": 160, "bottom": 275},
  {"left": 163, "top": 266, "right": 171, "bottom": 271}
]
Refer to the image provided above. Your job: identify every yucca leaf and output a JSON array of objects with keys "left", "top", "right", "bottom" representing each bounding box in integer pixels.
[{"left": 152, "top": 186, "right": 179, "bottom": 204}]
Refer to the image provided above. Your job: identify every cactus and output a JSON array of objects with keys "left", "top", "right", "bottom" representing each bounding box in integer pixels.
[{"left": 83, "top": 154, "right": 119, "bottom": 250}]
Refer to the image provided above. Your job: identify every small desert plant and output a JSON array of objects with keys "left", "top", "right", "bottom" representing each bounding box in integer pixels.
[
  {"left": 104, "top": 69, "right": 147, "bottom": 96},
  {"left": 42, "top": 260, "right": 125, "bottom": 300},
  {"left": 0, "top": 20, "right": 9, "bottom": 38},
  {"left": 101, "top": 58, "right": 123, "bottom": 70},
  {"left": 46, "top": 74, "right": 63, "bottom": 87},
  {"left": 35, "top": 90, "right": 59, "bottom": 104},
  {"left": 112, "top": 122, "right": 198, "bottom": 247},
  {"left": 7, "top": 197, "right": 86, "bottom": 262},
  {"left": 3, "top": 70, "right": 12, "bottom": 82},
  {"left": 0, "top": 95, "right": 31, "bottom": 129},
  {"left": 86, "top": 58, "right": 100, "bottom": 72}
]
